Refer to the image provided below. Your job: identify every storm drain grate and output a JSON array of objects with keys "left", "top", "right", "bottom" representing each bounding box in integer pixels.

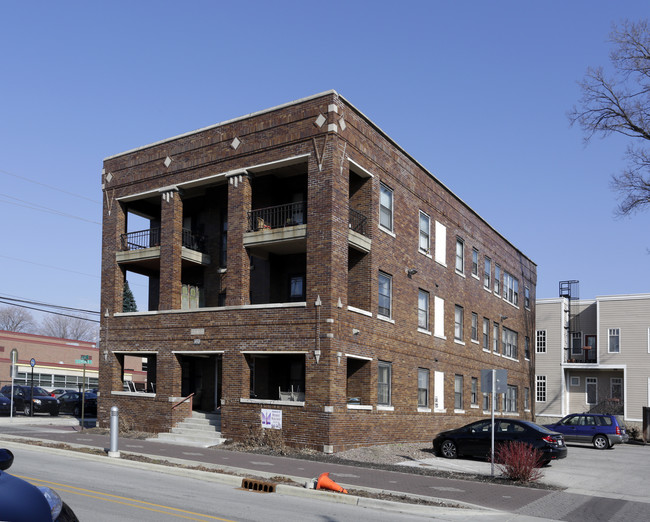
[{"left": 240, "top": 478, "right": 277, "bottom": 493}]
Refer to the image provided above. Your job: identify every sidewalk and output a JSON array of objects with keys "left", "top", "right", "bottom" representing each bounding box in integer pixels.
[{"left": 0, "top": 416, "right": 646, "bottom": 521}]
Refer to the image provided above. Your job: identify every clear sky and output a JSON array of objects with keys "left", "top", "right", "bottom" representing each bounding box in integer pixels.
[{"left": 1, "top": 0, "right": 649, "bottom": 320}]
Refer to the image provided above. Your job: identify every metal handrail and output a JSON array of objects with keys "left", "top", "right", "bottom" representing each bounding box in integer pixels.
[
  {"left": 247, "top": 202, "right": 306, "bottom": 231},
  {"left": 349, "top": 208, "right": 368, "bottom": 236},
  {"left": 171, "top": 393, "right": 194, "bottom": 411},
  {"left": 120, "top": 228, "right": 161, "bottom": 251}
]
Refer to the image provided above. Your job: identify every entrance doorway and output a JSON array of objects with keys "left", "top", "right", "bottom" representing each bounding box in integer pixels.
[{"left": 180, "top": 354, "right": 222, "bottom": 412}]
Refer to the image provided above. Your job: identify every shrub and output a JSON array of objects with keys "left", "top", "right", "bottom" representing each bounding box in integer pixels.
[{"left": 494, "top": 441, "right": 544, "bottom": 483}]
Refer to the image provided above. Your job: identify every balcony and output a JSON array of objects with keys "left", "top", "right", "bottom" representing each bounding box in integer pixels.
[
  {"left": 348, "top": 208, "right": 371, "bottom": 253},
  {"left": 116, "top": 228, "right": 210, "bottom": 269},
  {"left": 245, "top": 202, "right": 307, "bottom": 255}
]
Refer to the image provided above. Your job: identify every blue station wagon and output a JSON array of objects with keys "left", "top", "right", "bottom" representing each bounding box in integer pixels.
[{"left": 544, "top": 413, "right": 628, "bottom": 449}]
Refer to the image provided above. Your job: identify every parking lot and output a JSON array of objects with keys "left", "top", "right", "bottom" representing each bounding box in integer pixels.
[{"left": 397, "top": 441, "right": 650, "bottom": 502}]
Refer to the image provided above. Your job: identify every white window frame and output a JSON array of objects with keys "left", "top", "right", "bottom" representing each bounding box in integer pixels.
[
  {"left": 455, "top": 238, "right": 465, "bottom": 275},
  {"left": 434, "top": 221, "right": 447, "bottom": 266},
  {"left": 471, "top": 377, "right": 478, "bottom": 406},
  {"left": 524, "top": 387, "right": 530, "bottom": 411},
  {"left": 608, "top": 328, "right": 620, "bottom": 353},
  {"left": 502, "top": 327, "right": 518, "bottom": 359},
  {"left": 418, "top": 289, "right": 430, "bottom": 332},
  {"left": 378, "top": 271, "right": 392, "bottom": 319},
  {"left": 454, "top": 374, "right": 464, "bottom": 411},
  {"left": 586, "top": 377, "right": 598, "bottom": 405},
  {"left": 454, "top": 305, "right": 464, "bottom": 343},
  {"left": 505, "top": 385, "right": 517, "bottom": 413},
  {"left": 493, "top": 322, "right": 499, "bottom": 354},
  {"left": 536, "top": 375, "right": 547, "bottom": 402},
  {"left": 379, "top": 183, "right": 394, "bottom": 233},
  {"left": 494, "top": 264, "right": 501, "bottom": 295},
  {"left": 536, "top": 330, "right": 547, "bottom": 353},
  {"left": 484, "top": 257, "right": 491, "bottom": 289},
  {"left": 471, "top": 248, "right": 479, "bottom": 278},
  {"left": 378, "top": 360, "right": 392, "bottom": 406},
  {"left": 418, "top": 368, "right": 429, "bottom": 408},
  {"left": 570, "top": 376, "right": 580, "bottom": 387},
  {"left": 503, "top": 270, "right": 519, "bottom": 306},
  {"left": 571, "top": 332, "right": 583, "bottom": 356},
  {"left": 482, "top": 317, "right": 490, "bottom": 351},
  {"left": 471, "top": 312, "right": 478, "bottom": 342},
  {"left": 418, "top": 211, "right": 430, "bottom": 255},
  {"left": 524, "top": 286, "right": 531, "bottom": 309}
]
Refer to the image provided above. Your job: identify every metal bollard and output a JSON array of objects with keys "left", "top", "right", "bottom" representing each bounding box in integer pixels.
[{"left": 108, "top": 406, "right": 120, "bottom": 458}]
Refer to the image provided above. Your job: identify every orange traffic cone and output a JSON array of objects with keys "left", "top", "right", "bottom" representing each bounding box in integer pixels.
[{"left": 316, "top": 472, "right": 348, "bottom": 494}]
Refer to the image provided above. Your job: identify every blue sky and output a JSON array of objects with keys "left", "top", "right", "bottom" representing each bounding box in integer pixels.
[{"left": 1, "top": 1, "right": 649, "bottom": 319}]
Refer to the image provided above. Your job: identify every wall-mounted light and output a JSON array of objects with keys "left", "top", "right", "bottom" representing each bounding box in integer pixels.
[
  {"left": 500, "top": 315, "right": 508, "bottom": 322},
  {"left": 352, "top": 328, "right": 360, "bottom": 335},
  {"left": 337, "top": 352, "right": 342, "bottom": 365},
  {"left": 314, "top": 349, "right": 321, "bottom": 364},
  {"left": 406, "top": 268, "right": 418, "bottom": 278}
]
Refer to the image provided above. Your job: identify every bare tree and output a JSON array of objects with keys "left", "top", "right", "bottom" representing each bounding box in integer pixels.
[
  {"left": 569, "top": 19, "right": 650, "bottom": 215},
  {"left": 0, "top": 305, "right": 36, "bottom": 332},
  {"left": 40, "top": 314, "right": 98, "bottom": 342}
]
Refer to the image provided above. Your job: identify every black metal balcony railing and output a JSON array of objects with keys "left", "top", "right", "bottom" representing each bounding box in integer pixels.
[
  {"left": 120, "top": 228, "right": 207, "bottom": 253},
  {"left": 248, "top": 202, "right": 307, "bottom": 232},
  {"left": 349, "top": 208, "right": 368, "bottom": 236}
]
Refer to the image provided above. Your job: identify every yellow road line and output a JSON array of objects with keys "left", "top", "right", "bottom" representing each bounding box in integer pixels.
[{"left": 18, "top": 475, "right": 239, "bottom": 522}]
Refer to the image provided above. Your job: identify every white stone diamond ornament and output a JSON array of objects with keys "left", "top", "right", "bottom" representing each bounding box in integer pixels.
[
  {"left": 231, "top": 137, "right": 241, "bottom": 150},
  {"left": 164, "top": 156, "right": 172, "bottom": 168},
  {"left": 314, "top": 114, "right": 326, "bottom": 128}
]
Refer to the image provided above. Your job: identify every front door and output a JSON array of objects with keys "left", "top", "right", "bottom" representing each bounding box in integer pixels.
[{"left": 180, "top": 355, "right": 221, "bottom": 412}]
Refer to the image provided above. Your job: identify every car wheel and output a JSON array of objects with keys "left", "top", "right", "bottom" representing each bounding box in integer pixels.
[
  {"left": 73, "top": 406, "right": 81, "bottom": 417},
  {"left": 50, "top": 409, "right": 59, "bottom": 417},
  {"left": 593, "top": 435, "right": 609, "bottom": 450},
  {"left": 23, "top": 404, "right": 31, "bottom": 416},
  {"left": 440, "top": 439, "right": 458, "bottom": 459}
]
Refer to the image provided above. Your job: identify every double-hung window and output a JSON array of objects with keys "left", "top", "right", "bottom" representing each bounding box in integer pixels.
[
  {"left": 502, "top": 327, "right": 518, "bottom": 359},
  {"left": 494, "top": 264, "right": 501, "bottom": 295},
  {"left": 608, "top": 328, "right": 620, "bottom": 353},
  {"left": 378, "top": 272, "right": 392, "bottom": 319},
  {"left": 454, "top": 374, "right": 464, "bottom": 410},
  {"left": 505, "top": 385, "right": 517, "bottom": 412},
  {"left": 503, "top": 271, "right": 519, "bottom": 305},
  {"left": 454, "top": 305, "right": 464, "bottom": 342},
  {"left": 471, "top": 248, "right": 479, "bottom": 277},
  {"left": 419, "top": 211, "right": 430, "bottom": 253},
  {"left": 482, "top": 318, "right": 489, "bottom": 350},
  {"left": 455, "top": 238, "right": 464, "bottom": 274},
  {"left": 378, "top": 361, "right": 392, "bottom": 405},
  {"left": 471, "top": 312, "right": 478, "bottom": 342},
  {"left": 418, "top": 289, "right": 429, "bottom": 331},
  {"left": 418, "top": 368, "right": 429, "bottom": 408},
  {"left": 471, "top": 377, "right": 478, "bottom": 406},
  {"left": 379, "top": 183, "right": 394, "bottom": 232},
  {"left": 524, "top": 287, "right": 531, "bottom": 309},
  {"left": 484, "top": 257, "right": 491, "bottom": 288},
  {"left": 493, "top": 322, "right": 500, "bottom": 353},
  {"left": 525, "top": 336, "right": 530, "bottom": 359}
]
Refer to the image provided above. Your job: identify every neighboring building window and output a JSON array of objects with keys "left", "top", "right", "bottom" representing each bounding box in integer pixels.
[
  {"left": 536, "top": 330, "right": 546, "bottom": 353},
  {"left": 494, "top": 264, "right": 501, "bottom": 295},
  {"left": 505, "top": 385, "right": 517, "bottom": 413},
  {"left": 571, "top": 332, "right": 583, "bottom": 356},
  {"left": 524, "top": 387, "right": 530, "bottom": 410},
  {"left": 586, "top": 377, "right": 597, "bottom": 404},
  {"left": 471, "top": 312, "right": 478, "bottom": 342},
  {"left": 418, "top": 289, "right": 429, "bottom": 331},
  {"left": 418, "top": 368, "right": 429, "bottom": 407},
  {"left": 471, "top": 248, "right": 479, "bottom": 277},
  {"left": 525, "top": 336, "right": 530, "bottom": 359},
  {"left": 482, "top": 318, "right": 490, "bottom": 350},
  {"left": 482, "top": 392, "right": 490, "bottom": 411},
  {"left": 524, "top": 287, "right": 531, "bottom": 309},
  {"left": 502, "top": 327, "right": 518, "bottom": 359},
  {"left": 493, "top": 322, "right": 499, "bottom": 353},
  {"left": 611, "top": 377, "right": 622, "bottom": 401},
  {"left": 379, "top": 183, "right": 393, "bottom": 232},
  {"left": 503, "top": 270, "right": 519, "bottom": 305},
  {"left": 570, "top": 376, "right": 580, "bottom": 387},
  {"left": 484, "top": 257, "right": 491, "bottom": 288},
  {"left": 378, "top": 361, "right": 392, "bottom": 405},
  {"left": 454, "top": 374, "right": 464, "bottom": 410},
  {"left": 455, "top": 238, "right": 464, "bottom": 274},
  {"left": 536, "top": 375, "right": 547, "bottom": 402},
  {"left": 434, "top": 221, "right": 447, "bottom": 265},
  {"left": 378, "top": 271, "right": 392, "bottom": 318},
  {"left": 471, "top": 377, "right": 478, "bottom": 406},
  {"left": 434, "top": 296, "right": 445, "bottom": 338},
  {"left": 419, "top": 211, "right": 430, "bottom": 253},
  {"left": 454, "top": 305, "right": 464, "bottom": 342},
  {"left": 608, "top": 328, "right": 620, "bottom": 353}
]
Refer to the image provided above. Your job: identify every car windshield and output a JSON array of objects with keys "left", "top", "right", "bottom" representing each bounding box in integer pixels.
[
  {"left": 519, "top": 420, "right": 556, "bottom": 434},
  {"left": 28, "top": 387, "right": 50, "bottom": 396}
]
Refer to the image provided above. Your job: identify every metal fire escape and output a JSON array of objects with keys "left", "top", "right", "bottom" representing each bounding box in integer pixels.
[{"left": 559, "top": 280, "right": 579, "bottom": 362}]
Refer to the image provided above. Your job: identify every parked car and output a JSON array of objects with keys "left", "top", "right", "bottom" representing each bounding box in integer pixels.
[
  {"left": 0, "top": 385, "right": 60, "bottom": 416},
  {"left": 50, "top": 388, "right": 75, "bottom": 398},
  {"left": 0, "top": 448, "right": 78, "bottom": 521},
  {"left": 0, "top": 393, "right": 16, "bottom": 416},
  {"left": 57, "top": 391, "right": 97, "bottom": 417},
  {"left": 433, "top": 418, "right": 567, "bottom": 465},
  {"left": 543, "top": 413, "right": 629, "bottom": 449}
]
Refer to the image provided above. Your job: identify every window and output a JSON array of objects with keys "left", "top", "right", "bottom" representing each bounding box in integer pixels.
[
  {"left": 471, "top": 248, "right": 479, "bottom": 277},
  {"left": 471, "top": 313, "right": 478, "bottom": 342},
  {"left": 524, "top": 387, "right": 530, "bottom": 410},
  {"left": 505, "top": 385, "right": 517, "bottom": 413},
  {"left": 419, "top": 211, "right": 430, "bottom": 253},
  {"left": 570, "top": 376, "right": 580, "bottom": 387},
  {"left": 503, "top": 270, "right": 519, "bottom": 305},
  {"left": 454, "top": 305, "right": 464, "bottom": 342},
  {"left": 378, "top": 272, "right": 392, "bottom": 318},
  {"left": 524, "top": 287, "right": 531, "bottom": 309},
  {"left": 611, "top": 377, "right": 622, "bottom": 401},
  {"left": 418, "top": 368, "right": 429, "bottom": 407},
  {"left": 120, "top": 353, "right": 157, "bottom": 393},
  {"left": 379, "top": 183, "right": 393, "bottom": 232},
  {"left": 536, "top": 330, "right": 547, "bottom": 353},
  {"left": 484, "top": 257, "right": 491, "bottom": 288},
  {"left": 378, "top": 361, "right": 392, "bottom": 406},
  {"left": 493, "top": 322, "right": 499, "bottom": 353},
  {"left": 434, "top": 296, "right": 445, "bottom": 338},
  {"left": 247, "top": 353, "right": 305, "bottom": 400},
  {"left": 454, "top": 374, "right": 464, "bottom": 410},
  {"left": 482, "top": 392, "right": 490, "bottom": 411},
  {"left": 418, "top": 289, "right": 430, "bottom": 331},
  {"left": 571, "top": 332, "right": 583, "bottom": 356},
  {"left": 536, "top": 375, "right": 546, "bottom": 402},
  {"left": 502, "top": 327, "right": 518, "bottom": 359},
  {"left": 289, "top": 275, "right": 305, "bottom": 301},
  {"left": 471, "top": 377, "right": 478, "bottom": 406},
  {"left": 482, "top": 318, "right": 489, "bottom": 350},
  {"left": 434, "top": 371, "right": 445, "bottom": 411},
  {"left": 494, "top": 264, "right": 501, "bottom": 295},
  {"left": 525, "top": 336, "right": 530, "bottom": 359},
  {"left": 455, "top": 238, "right": 464, "bottom": 274},
  {"left": 434, "top": 221, "right": 447, "bottom": 265},
  {"left": 346, "top": 356, "right": 371, "bottom": 405},
  {"left": 608, "top": 328, "right": 620, "bottom": 353},
  {"left": 586, "top": 377, "right": 597, "bottom": 404}
]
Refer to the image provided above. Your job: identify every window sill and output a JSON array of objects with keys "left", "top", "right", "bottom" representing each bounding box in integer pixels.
[
  {"left": 347, "top": 404, "right": 373, "bottom": 410},
  {"left": 470, "top": 404, "right": 480, "bottom": 409},
  {"left": 111, "top": 391, "right": 156, "bottom": 398},
  {"left": 454, "top": 339, "right": 465, "bottom": 346},
  {"left": 455, "top": 270, "right": 466, "bottom": 278},
  {"left": 379, "top": 225, "right": 396, "bottom": 238},
  {"left": 434, "top": 408, "right": 447, "bottom": 413},
  {"left": 482, "top": 348, "right": 491, "bottom": 353},
  {"left": 418, "top": 328, "right": 432, "bottom": 336},
  {"left": 454, "top": 409, "right": 466, "bottom": 414},
  {"left": 240, "top": 398, "right": 305, "bottom": 406},
  {"left": 483, "top": 285, "right": 492, "bottom": 293},
  {"left": 471, "top": 339, "right": 479, "bottom": 345},
  {"left": 377, "top": 315, "right": 395, "bottom": 324},
  {"left": 471, "top": 273, "right": 480, "bottom": 281},
  {"left": 348, "top": 305, "right": 372, "bottom": 317},
  {"left": 419, "top": 250, "right": 432, "bottom": 259},
  {"left": 377, "top": 405, "right": 394, "bottom": 411},
  {"left": 434, "top": 333, "right": 447, "bottom": 340},
  {"left": 417, "top": 407, "right": 431, "bottom": 413}
]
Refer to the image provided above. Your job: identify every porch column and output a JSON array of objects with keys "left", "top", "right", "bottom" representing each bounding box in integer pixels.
[
  {"left": 159, "top": 187, "right": 183, "bottom": 310},
  {"left": 225, "top": 171, "right": 251, "bottom": 306}
]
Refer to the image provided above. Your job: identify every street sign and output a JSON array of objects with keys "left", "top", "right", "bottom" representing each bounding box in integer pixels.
[
  {"left": 76, "top": 356, "right": 92, "bottom": 364},
  {"left": 30, "top": 358, "right": 36, "bottom": 368},
  {"left": 480, "top": 369, "right": 508, "bottom": 394}
]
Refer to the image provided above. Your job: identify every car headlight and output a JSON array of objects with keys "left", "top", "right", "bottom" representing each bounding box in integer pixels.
[
  {"left": 33, "top": 399, "right": 42, "bottom": 405},
  {"left": 37, "top": 486, "right": 63, "bottom": 520}
]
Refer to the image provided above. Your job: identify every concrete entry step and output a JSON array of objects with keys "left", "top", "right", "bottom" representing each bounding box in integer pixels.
[{"left": 147, "top": 410, "right": 225, "bottom": 448}]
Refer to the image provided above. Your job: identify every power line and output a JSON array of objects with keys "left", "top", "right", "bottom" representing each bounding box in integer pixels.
[
  {"left": 0, "top": 167, "right": 99, "bottom": 204},
  {"left": 0, "top": 298, "right": 100, "bottom": 323},
  {"left": 0, "top": 193, "right": 101, "bottom": 225},
  {"left": 0, "top": 254, "right": 100, "bottom": 279},
  {"left": 0, "top": 295, "right": 100, "bottom": 318}
]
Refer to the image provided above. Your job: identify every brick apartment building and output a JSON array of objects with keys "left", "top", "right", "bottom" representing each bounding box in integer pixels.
[
  {"left": 99, "top": 91, "right": 536, "bottom": 452},
  {"left": 0, "top": 330, "right": 99, "bottom": 392}
]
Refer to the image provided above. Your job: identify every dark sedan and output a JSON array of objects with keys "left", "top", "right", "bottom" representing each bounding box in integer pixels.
[
  {"left": 0, "top": 385, "right": 59, "bottom": 416},
  {"left": 433, "top": 418, "right": 567, "bottom": 465},
  {"left": 0, "top": 393, "right": 16, "bottom": 416},
  {"left": 57, "top": 391, "right": 97, "bottom": 416}
]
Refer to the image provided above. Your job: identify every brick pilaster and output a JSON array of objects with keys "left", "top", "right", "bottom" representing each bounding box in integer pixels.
[
  {"left": 159, "top": 187, "right": 183, "bottom": 310},
  {"left": 225, "top": 172, "right": 251, "bottom": 306}
]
